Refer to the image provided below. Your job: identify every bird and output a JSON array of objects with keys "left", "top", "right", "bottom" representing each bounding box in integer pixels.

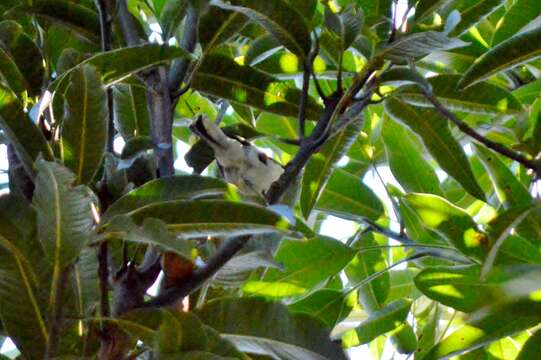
[{"left": 189, "top": 115, "right": 284, "bottom": 197}]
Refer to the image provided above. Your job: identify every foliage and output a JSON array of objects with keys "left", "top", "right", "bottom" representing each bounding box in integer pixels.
[{"left": 0, "top": 0, "right": 540, "bottom": 359}]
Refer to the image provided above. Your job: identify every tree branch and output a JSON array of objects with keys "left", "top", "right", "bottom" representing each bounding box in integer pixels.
[
  {"left": 422, "top": 90, "right": 541, "bottom": 175},
  {"left": 168, "top": 4, "right": 199, "bottom": 94},
  {"left": 298, "top": 59, "right": 312, "bottom": 140}
]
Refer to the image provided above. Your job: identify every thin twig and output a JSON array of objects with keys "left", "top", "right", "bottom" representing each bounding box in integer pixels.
[
  {"left": 423, "top": 90, "right": 540, "bottom": 175},
  {"left": 298, "top": 58, "right": 312, "bottom": 140}
]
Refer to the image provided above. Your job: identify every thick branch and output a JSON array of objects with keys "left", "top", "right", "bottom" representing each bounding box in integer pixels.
[
  {"left": 423, "top": 91, "right": 540, "bottom": 175},
  {"left": 117, "top": 0, "right": 175, "bottom": 177}
]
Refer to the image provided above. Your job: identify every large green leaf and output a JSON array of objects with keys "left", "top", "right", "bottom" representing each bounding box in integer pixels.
[
  {"left": 105, "top": 216, "right": 192, "bottom": 259},
  {"left": 0, "top": 21, "right": 44, "bottom": 97},
  {"left": 245, "top": 34, "right": 282, "bottom": 65},
  {"left": 316, "top": 168, "right": 384, "bottom": 221},
  {"left": 289, "top": 289, "right": 353, "bottom": 328},
  {"left": 0, "top": 195, "right": 48, "bottom": 359},
  {"left": 423, "top": 300, "right": 541, "bottom": 359},
  {"left": 385, "top": 98, "right": 485, "bottom": 200},
  {"left": 159, "top": 0, "right": 188, "bottom": 40},
  {"left": 345, "top": 299, "right": 412, "bottom": 345},
  {"left": 53, "top": 44, "right": 193, "bottom": 93},
  {"left": 415, "top": 0, "right": 454, "bottom": 21},
  {"left": 398, "top": 74, "right": 523, "bottom": 115},
  {"left": 33, "top": 160, "right": 94, "bottom": 267},
  {"left": 104, "top": 199, "right": 292, "bottom": 238},
  {"left": 113, "top": 83, "right": 151, "bottom": 140},
  {"left": 197, "top": 298, "right": 348, "bottom": 360},
  {"left": 199, "top": 6, "right": 248, "bottom": 54},
  {"left": 382, "top": 116, "right": 443, "bottom": 195},
  {"left": 448, "top": 0, "right": 506, "bottom": 37},
  {"left": 192, "top": 54, "right": 322, "bottom": 119},
  {"left": 301, "top": 117, "right": 363, "bottom": 217},
  {"left": 211, "top": 0, "right": 312, "bottom": 58},
  {"left": 117, "top": 308, "right": 243, "bottom": 358},
  {"left": 474, "top": 145, "right": 532, "bottom": 208},
  {"left": 516, "top": 328, "right": 541, "bottom": 360},
  {"left": 414, "top": 265, "right": 505, "bottom": 312},
  {"left": 104, "top": 175, "right": 229, "bottom": 221},
  {"left": 460, "top": 26, "right": 541, "bottom": 88},
  {"left": 379, "top": 31, "right": 468, "bottom": 63},
  {"left": 0, "top": 87, "right": 54, "bottom": 177},
  {"left": 5, "top": 0, "right": 101, "bottom": 43},
  {"left": 346, "top": 234, "right": 390, "bottom": 313},
  {"left": 324, "top": 5, "right": 363, "bottom": 52},
  {"left": 243, "top": 236, "right": 355, "bottom": 297},
  {"left": 61, "top": 65, "right": 107, "bottom": 185},
  {"left": 492, "top": 0, "right": 541, "bottom": 45},
  {"left": 402, "top": 193, "right": 488, "bottom": 260},
  {"left": 0, "top": 46, "right": 26, "bottom": 98},
  {"left": 215, "top": 250, "right": 283, "bottom": 287}
]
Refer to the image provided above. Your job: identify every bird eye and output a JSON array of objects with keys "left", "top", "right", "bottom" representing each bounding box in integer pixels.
[{"left": 257, "top": 152, "right": 268, "bottom": 164}]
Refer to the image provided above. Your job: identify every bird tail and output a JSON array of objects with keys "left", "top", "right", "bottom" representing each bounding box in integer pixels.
[{"left": 189, "top": 115, "right": 229, "bottom": 150}]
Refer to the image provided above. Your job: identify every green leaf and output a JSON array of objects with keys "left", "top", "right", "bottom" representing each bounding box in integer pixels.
[
  {"left": 423, "top": 300, "right": 541, "bottom": 359},
  {"left": 379, "top": 31, "right": 468, "bottom": 63},
  {"left": 61, "top": 65, "right": 107, "bottom": 185},
  {"left": 382, "top": 116, "right": 443, "bottom": 195},
  {"left": 33, "top": 160, "right": 94, "bottom": 267},
  {"left": 460, "top": 26, "right": 541, "bottom": 88},
  {"left": 113, "top": 83, "right": 151, "bottom": 140},
  {"left": 415, "top": 304, "right": 440, "bottom": 359},
  {"left": 516, "top": 328, "right": 541, "bottom": 360},
  {"left": 346, "top": 234, "right": 390, "bottom": 312},
  {"left": 0, "top": 87, "right": 54, "bottom": 177},
  {"left": 53, "top": 44, "right": 193, "bottom": 93},
  {"left": 159, "top": 0, "right": 188, "bottom": 40},
  {"left": 324, "top": 5, "right": 363, "bottom": 51},
  {"left": 398, "top": 74, "right": 523, "bottom": 115},
  {"left": 0, "top": 195, "right": 48, "bottom": 359},
  {"left": 402, "top": 193, "right": 487, "bottom": 260},
  {"left": 199, "top": 6, "right": 248, "bottom": 54},
  {"left": 474, "top": 145, "right": 532, "bottom": 208},
  {"left": 414, "top": 265, "right": 500, "bottom": 312},
  {"left": 0, "top": 21, "right": 44, "bottom": 97},
  {"left": 0, "top": 46, "right": 26, "bottom": 98},
  {"left": 448, "top": 0, "right": 506, "bottom": 37},
  {"left": 301, "top": 117, "right": 363, "bottom": 217},
  {"left": 289, "top": 289, "right": 353, "bottom": 328},
  {"left": 197, "top": 297, "right": 348, "bottom": 360},
  {"left": 106, "top": 199, "right": 293, "bottom": 238},
  {"left": 349, "top": 299, "right": 412, "bottom": 345},
  {"left": 415, "top": 0, "right": 454, "bottom": 21},
  {"left": 379, "top": 67, "right": 432, "bottom": 93},
  {"left": 105, "top": 216, "right": 192, "bottom": 259},
  {"left": 513, "top": 78, "right": 541, "bottom": 104},
  {"left": 5, "top": 0, "right": 101, "bottom": 43},
  {"left": 389, "top": 323, "right": 417, "bottom": 354},
  {"left": 215, "top": 250, "right": 283, "bottom": 287},
  {"left": 243, "top": 236, "right": 355, "bottom": 297},
  {"left": 192, "top": 54, "right": 322, "bottom": 119},
  {"left": 104, "top": 175, "right": 229, "bottom": 220},
  {"left": 245, "top": 34, "right": 282, "bottom": 65},
  {"left": 385, "top": 98, "right": 485, "bottom": 200},
  {"left": 492, "top": 0, "right": 541, "bottom": 45},
  {"left": 211, "top": 0, "right": 312, "bottom": 58},
  {"left": 316, "top": 168, "right": 385, "bottom": 221}
]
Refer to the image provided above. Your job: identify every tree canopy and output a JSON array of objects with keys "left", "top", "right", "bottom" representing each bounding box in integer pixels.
[{"left": 0, "top": 0, "right": 540, "bottom": 359}]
